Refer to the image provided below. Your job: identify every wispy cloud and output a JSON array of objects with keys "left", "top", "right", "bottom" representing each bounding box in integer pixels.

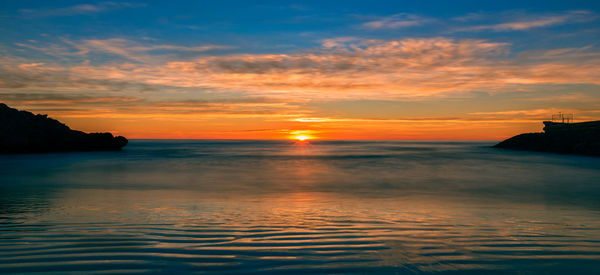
[
  {"left": 4, "top": 37, "right": 599, "bottom": 102},
  {"left": 321, "top": 37, "right": 358, "bottom": 49},
  {"left": 19, "top": 2, "right": 146, "bottom": 18},
  {"left": 14, "top": 38, "right": 232, "bottom": 63},
  {"left": 362, "top": 13, "right": 431, "bottom": 29},
  {"left": 0, "top": 91, "right": 304, "bottom": 119},
  {"left": 456, "top": 10, "right": 596, "bottom": 32},
  {"left": 467, "top": 108, "right": 600, "bottom": 122},
  {"left": 71, "top": 38, "right": 231, "bottom": 62},
  {"left": 469, "top": 108, "right": 561, "bottom": 116}
]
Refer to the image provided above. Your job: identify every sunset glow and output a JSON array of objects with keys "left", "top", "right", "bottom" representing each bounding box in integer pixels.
[
  {"left": 1, "top": 2, "right": 599, "bottom": 140},
  {"left": 294, "top": 135, "right": 311, "bottom": 141}
]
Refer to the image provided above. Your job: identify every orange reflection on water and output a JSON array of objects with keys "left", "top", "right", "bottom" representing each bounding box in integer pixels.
[{"left": 290, "top": 137, "right": 314, "bottom": 156}]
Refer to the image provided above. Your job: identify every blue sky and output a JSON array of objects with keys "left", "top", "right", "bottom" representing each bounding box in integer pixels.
[
  {"left": 1, "top": 1, "right": 599, "bottom": 139},
  {"left": 2, "top": 1, "right": 599, "bottom": 55}
]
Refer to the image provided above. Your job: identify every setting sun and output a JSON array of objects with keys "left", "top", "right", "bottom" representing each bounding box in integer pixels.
[{"left": 294, "top": 135, "right": 311, "bottom": 141}]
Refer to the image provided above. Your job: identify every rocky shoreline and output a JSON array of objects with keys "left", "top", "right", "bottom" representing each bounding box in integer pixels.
[
  {"left": 0, "top": 103, "right": 127, "bottom": 153},
  {"left": 494, "top": 121, "right": 600, "bottom": 156}
]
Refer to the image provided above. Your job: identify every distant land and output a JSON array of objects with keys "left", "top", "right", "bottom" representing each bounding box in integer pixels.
[
  {"left": 0, "top": 103, "right": 127, "bottom": 153},
  {"left": 494, "top": 120, "right": 600, "bottom": 156}
]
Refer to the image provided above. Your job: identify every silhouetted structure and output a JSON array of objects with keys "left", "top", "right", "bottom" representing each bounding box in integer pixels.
[
  {"left": 0, "top": 103, "right": 127, "bottom": 153},
  {"left": 551, "top": 112, "right": 573, "bottom": 123},
  {"left": 494, "top": 119, "right": 600, "bottom": 156}
]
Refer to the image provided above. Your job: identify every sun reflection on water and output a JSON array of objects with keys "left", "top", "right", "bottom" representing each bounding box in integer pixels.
[{"left": 2, "top": 140, "right": 600, "bottom": 273}]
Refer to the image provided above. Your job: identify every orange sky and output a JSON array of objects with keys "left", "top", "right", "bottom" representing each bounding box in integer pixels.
[
  {"left": 1, "top": 4, "right": 599, "bottom": 140},
  {"left": 53, "top": 113, "right": 571, "bottom": 140}
]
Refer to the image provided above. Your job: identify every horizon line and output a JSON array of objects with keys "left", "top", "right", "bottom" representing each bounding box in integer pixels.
[{"left": 127, "top": 138, "right": 501, "bottom": 142}]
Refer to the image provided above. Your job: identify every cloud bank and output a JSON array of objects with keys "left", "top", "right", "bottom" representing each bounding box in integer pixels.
[{"left": 4, "top": 37, "right": 598, "bottom": 101}]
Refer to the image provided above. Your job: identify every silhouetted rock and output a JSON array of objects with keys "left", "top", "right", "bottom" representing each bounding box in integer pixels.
[
  {"left": 0, "top": 103, "right": 127, "bottom": 153},
  {"left": 494, "top": 121, "right": 600, "bottom": 156}
]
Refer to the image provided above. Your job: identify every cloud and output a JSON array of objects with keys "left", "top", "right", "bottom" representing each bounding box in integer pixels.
[
  {"left": 467, "top": 108, "right": 600, "bottom": 122},
  {"left": 469, "top": 108, "right": 560, "bottom": 116},
  {"left": 362, "top": 13, "right": 431, "bottom": 29},
  {"left": 3, "top": 37, "right": 600, "bottom": 104},
  {"left": 456, "top": 10, "right": 596, "bottom": 32},
  {"left": 0, "top": 91, "right": 304, "bottom": 119},
  {"left": 321, "top": 37, "right": 358, "bottom": 49},
  {"left": 194, "top": 38, "right": 507, "bottom": 78},
  {"left": 293, "top": 116, "right": 547, "bottom": 123},
  {"left": 0, "top": 92, "right": 141, "bottom": 104},
  {"left": 11, "top": 38, "right": 232, "bottom": 64},
  {"left": 17, "top": 63, "right": 45, "bottom": 69},
  {"left": 152, "top": 38, "right": 598, "bottom": 99},
  {"left": 63, "top": 38, "right": 231, "bottom": 62},
  {"left": 19, "top": 2, "right": 146, "bottom": 18}
]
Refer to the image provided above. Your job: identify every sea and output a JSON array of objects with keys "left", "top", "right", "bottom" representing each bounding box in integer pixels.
[{"left": 1, "top": 140, "right": 600, "bottom": 274}]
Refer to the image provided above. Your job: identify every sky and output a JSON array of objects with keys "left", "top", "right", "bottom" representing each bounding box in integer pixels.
[{"left": 1, "top": 0, "right": 599, "bottom": 140}]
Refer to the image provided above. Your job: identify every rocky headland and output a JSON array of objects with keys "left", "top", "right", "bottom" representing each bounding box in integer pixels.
[
  {"left": 0, "top": 103, "right": 127, "bottom": 153},
  {"left": 494, "top": 120, "right": 600, "bottom": 156}
]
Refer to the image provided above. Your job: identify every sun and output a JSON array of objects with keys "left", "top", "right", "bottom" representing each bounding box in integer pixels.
[{"left": 294, "top": 135, "right": 311, "bottom": 141}]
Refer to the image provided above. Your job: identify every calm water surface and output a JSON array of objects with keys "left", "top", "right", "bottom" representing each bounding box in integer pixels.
[{"left": 1, "top": 140, "right": 600, "bottom": 274}]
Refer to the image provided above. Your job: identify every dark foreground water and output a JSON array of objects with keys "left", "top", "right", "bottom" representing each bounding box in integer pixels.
[{"left": 1, "top": 140, "right": 600, "bottom": 274}]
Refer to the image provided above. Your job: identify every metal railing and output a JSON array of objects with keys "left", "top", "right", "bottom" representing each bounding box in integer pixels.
[{"left": 551, "top": 112, "right": 574, "bottom": 123}]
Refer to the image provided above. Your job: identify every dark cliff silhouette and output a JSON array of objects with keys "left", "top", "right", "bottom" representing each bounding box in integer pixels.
[
  {"left": 0, "top": 103, "right": 127, "bottom": 153},
  {"left": 494, "top": 121, "right": 600, "bottom": 156}
]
